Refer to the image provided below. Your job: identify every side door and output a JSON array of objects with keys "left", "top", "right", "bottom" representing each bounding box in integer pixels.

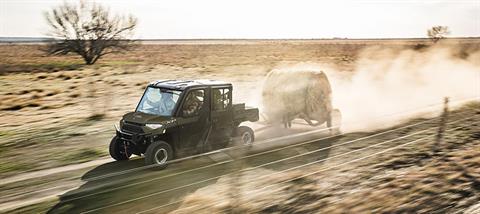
[
  {"left": 209, "top": 86, "right": 234, "bottom": 150},
  {"left": 176, "top": 88, "right": 210, "bottom": 156}
]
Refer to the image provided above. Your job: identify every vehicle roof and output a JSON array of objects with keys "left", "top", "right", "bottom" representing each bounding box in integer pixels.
[{"left": 148, "top": 79, "right": 232, "bottom": 90}]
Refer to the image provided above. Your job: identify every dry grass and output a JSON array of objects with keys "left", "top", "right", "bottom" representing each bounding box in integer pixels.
[{"left": 0, "top": 39, "right": 478, "bottom": 177}]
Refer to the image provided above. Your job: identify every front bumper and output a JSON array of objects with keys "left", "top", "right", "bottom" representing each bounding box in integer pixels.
[{"left": 115, "top": 125, "right": 148, "bottom": 144}]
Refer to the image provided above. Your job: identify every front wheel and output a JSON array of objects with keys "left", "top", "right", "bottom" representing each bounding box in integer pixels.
[
  {"left": 109, "top": 136, "right": 131, "bottom": 161},
  {"left": 235, "top": 126, "right": 255, "bottom": 145},
  {"left": 145, "top": 141, "right": 173, "bottom": 169}
]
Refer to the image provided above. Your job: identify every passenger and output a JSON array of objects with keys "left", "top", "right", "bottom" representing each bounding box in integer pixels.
[{"left": 213, "top": 90, "right": 223, "bottom": 110}]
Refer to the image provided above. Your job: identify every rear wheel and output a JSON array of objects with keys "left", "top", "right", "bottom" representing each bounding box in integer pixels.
[
  {"left": 235, "top": 126, "right": 255, "bottom": 145},
  {"left": 109, "top": 136, "right": 131, "bottom": 161},
  {"left": 145, "top": 141, "right": 173, "bottom": 169}
]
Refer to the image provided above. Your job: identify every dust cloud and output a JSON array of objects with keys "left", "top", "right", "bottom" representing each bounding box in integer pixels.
[{"left": 265, "top": 45, "right": 480, "bottom": 131}]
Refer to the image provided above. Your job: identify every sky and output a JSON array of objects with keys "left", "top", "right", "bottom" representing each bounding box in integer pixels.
[{"left": 0, "top": 0, "right": 479, "bottom": 39}]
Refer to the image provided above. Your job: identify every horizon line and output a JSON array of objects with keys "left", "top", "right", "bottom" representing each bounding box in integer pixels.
[{"left": 0, "top": 36, "right": 479, "bottom": 43}]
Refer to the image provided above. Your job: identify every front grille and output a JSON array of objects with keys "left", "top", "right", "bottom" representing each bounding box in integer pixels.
[
  {"left": 125, "top": 121, "right": 144, "bottom": 126},
  {"left": 122, "top": 123, "right": 144, "bottom": 133},
  {"left": 119, "top": 132, "right": 133, "bottom": 140}
]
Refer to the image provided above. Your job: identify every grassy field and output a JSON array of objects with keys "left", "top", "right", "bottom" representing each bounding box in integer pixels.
[{"left": 0, "top": 38, "right": 479, "bottom": 178}]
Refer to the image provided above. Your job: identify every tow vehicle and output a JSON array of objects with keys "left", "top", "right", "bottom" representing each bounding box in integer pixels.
[{"left": 110, "top": 80, "right": 259, "bottom": 168}]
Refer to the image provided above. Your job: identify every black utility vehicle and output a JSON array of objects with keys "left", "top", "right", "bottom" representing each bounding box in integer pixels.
[{"left": 110, "top": 80, "right": 259, "bottom": 168}]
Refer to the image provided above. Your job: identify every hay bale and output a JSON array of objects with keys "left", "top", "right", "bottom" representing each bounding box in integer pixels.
[{"left": 262, "top": 69, "right": 333, "bottom": 126}]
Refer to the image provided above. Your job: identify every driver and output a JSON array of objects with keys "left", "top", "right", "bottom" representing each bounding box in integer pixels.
[
  {"left": 158, "top": 92, "right": 176, "bottom": 115},
  {"left": 183, "top": 91, "right": 203, "bottom": 116}
]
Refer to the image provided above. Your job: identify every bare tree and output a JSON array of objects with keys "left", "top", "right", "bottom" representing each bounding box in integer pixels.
[
  {"left": 44, "top": 0, "right": 137, "bottom": 65},
  {"left": 427, "top": 26, "right": 450, "bottom": 43}
]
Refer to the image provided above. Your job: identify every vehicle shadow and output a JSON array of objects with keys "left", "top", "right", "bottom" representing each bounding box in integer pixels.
[
  {"left": 47, "top": 128, "right": 339, "bottom": 213},
  {"left": 46, "top": 156, "right": 223, "bottom": 214}
]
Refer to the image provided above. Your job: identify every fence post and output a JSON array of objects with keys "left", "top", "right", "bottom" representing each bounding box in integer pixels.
[
  {"left": 433, "top": 97, "right": 449, "bottom": 153},
  {"left": 228, "top": 149, "right": 245, "bottom": 213}
]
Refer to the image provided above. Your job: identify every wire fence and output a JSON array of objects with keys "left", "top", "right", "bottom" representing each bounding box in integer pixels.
[
  {"left": 138, "top": 120, "right": 476, "bottom": 214},
  {"left": 3, "top": 97, "right": 474, "bottom": 213},
  {"left": 81, "top": 108, "right": 477, "bottom": 213},
  {"left": 62, "top": 104, "right": 473, "bottom": 203}
]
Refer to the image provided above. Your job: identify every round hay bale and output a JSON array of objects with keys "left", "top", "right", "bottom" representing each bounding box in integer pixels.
[{"left": 262, "top": 69, "right": 333, "bottom": 126}]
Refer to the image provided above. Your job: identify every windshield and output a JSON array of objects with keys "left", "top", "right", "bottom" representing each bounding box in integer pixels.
[{"left": 136, "top": 87, "right": 182, "bottom": 116}]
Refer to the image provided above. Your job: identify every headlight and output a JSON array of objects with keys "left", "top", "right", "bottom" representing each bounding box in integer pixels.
[
  {"left": 146, "top": 123, "right": 163, "bottom": 129},
  {"left": 115, "top": 119, "right": 124, "bottom": 130}
]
